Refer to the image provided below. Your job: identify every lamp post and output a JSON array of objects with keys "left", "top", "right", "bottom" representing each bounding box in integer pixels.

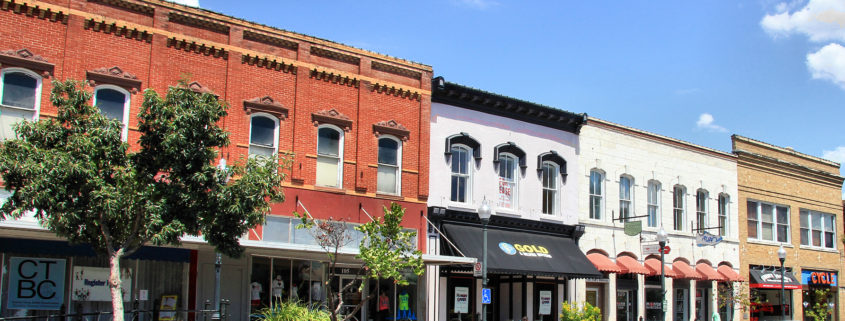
[
  {"left": 778, "top": 244, "right": 787, "bottom": 321},
  {"left": 478, "top": 199, "right": 493, "bottom": 321},
  {"left": 657, "top": 227, "right": 668, "bottom": 321},
  {"left": 213, "top": 158, "right": 230, "bottom": 319}
]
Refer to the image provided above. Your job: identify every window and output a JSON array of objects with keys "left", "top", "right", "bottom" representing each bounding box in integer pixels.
[
  {"left": 248, "top": 114, "right": 278, "bottom": 158},
  {"left": 800, "top": 209, "right": 836, "bottom": 249},
  {"left": 589, "top": 170, "right": 603, "bottom": 220},
  {"left": 718, "top": 194, "right": 729, "bottom": 236},
  {"left": 673, "top": 185, "right": 685, "bottom": 231},
  {"left": 93, "top": 86, "right": 131, "bottom": 139},
  {"left": 696, "top": 189, "right": 708, "bottom": 231},
  {"left": 316, "top": 126, "right": 342, "bottom": 188},
  {"left": 497, "top": 153, "right": 518, "bottom": 210},
  {"left": 619, "top": 176, "right": 633, "bottom": 221},
  {"left": 541, "top": 162, "right": 559, "bottom": 215},
  {"left": 746, "top": 200, "right": 789, "bottom": 242},
  {"left": 377, "top": 136, "right": 401, "bottom": 194},
  {"left": 647, "top": 180, "right": 660, "bottom": 227},
  {"left": 450, "top": 145, "right": 471, "bottom": 203},
  {"left": 0, "top": 68, "right": 41, "bottom": 140}
]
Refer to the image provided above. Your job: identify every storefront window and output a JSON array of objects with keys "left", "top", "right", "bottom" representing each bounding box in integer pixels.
[
  {"left": 750, "top": 289, "right": 792, "bottom": 321},
  {"left": 646, "top": 287, "right": 663, "bottom": 321}
]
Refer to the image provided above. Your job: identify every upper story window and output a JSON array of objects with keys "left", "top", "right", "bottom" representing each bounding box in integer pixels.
[
  {"left": 93, "top": 85, "right": 130, "bottom": 140},
  {"left": 800, "top": 209, "right": 836, "bottom": 249},
  {"left": 248, "top": 114, "right": 278, "bottom": 158},
  {"left": 589, "top": 169, "right": 604, "bottom": 220},
  {"left": 377, "top": 136, "right": 401, "bottom": 195},
  {"left": 619, "top": 175, "right": 633, "bottom": 222},
  {"left": 541, "top": 162, "right": 559, "bottom": 215},
  {"left": 497, "top": 153, "right": 518, "bottom": 210},
  {"left": 0, "top": 68, "right": 41, "bottom": 140},
  {"left": 718, "top": 194, "right": 729, "bottom": 236},
  {"left": 316, "top": 125, "right": 343, "bottom": 188},
  {"left": 696, "top": 189, "right": 708, "bottom": 231},
  {"left": 647, "top": 180, "right": 661, "bottom": 228},
  {"left": 450, "top": 145, "right": 472, "bottom": 203},
  {"left": 747, "top": 200, "right": 789, "bottom": 243},
  {"left": 673, "top": 185, "right": 685, "bottom": 231}
]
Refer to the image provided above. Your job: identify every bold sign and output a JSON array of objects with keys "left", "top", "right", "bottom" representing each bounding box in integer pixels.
[
  {"left": 454, "top": 287, "right": 469, "bottom": 314},
  {"left": 538, "top": 290, "right": 552, "bottom": 315},
  {"left": 481, "top": 288, "right": 491, "bottom": 305},
  {"left": 7, "top": 257, "right": 66, "bottom": 310},
  {"left": 498, "top": 242, "right": 552, "bottom": 258},
  {"left": 473, "top": 262, "right": 482, "bottom": 277},
  {"left": 624, "top": 221, "right": 642, "bottom": 236},
  {"left": 695, "top": 231, "right": 723, "bottom": 247},
  {"left": 801, "top": 270, "right": 837, "bottom": 286},
  {"left": 71, "top": 266, "right": 132, "bottom": 302}
]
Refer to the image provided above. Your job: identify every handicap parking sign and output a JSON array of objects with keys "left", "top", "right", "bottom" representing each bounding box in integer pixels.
[{"left": 481, "top": 288, "right": 491, "bottom": 304}]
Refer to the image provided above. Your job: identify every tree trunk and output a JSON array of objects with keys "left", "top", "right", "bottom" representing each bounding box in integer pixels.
[{"left": 109, "top": 249, "right": 125, "bottom": 321}]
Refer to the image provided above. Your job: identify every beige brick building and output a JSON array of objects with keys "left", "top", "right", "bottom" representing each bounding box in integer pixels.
[{"left": 733, "top": 135, "right": 844, "bottom": 321}]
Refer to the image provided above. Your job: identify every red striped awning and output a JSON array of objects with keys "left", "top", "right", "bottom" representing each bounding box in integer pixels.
[
  {"left": 696, "top": 263, "right": 727, "bottom": 281},
  {"left": 587, "top": 253, "right": 623, "bottom": 273},
  {"left": 616, "top": 256, "right": 650, "bottom": 275},
  {"left": 717, "top": 265, "right": 743, "bottom": 282},
  {"left": 672, "top": 260, "right": 702, "bottom": 280},
  {"left": 644, "top": 258, "right": 680, "bottom": 278}
]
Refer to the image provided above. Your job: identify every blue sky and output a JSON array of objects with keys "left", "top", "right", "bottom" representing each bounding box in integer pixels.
[{"left": 184, "top": 0, "right": 845, "bottom": 170}]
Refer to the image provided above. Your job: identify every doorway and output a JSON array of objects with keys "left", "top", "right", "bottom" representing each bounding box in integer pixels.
[{"left": 617, "top": 290, "right": 634, "bottom": 321}]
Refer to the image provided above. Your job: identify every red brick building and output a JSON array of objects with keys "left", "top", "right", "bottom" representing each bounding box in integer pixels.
[{"left": 0, "top": 1, "right": 434, "bottom": 320}]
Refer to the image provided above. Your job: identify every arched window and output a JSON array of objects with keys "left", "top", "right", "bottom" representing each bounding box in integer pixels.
[
  {"left": 248, "top": 114, "right": 278, "bottom": 158},
  {"left": 377, "top": 136, "right": 401, "bottom": 194},
  {"left": 93, "top": 85, "right": 130, "bottom": 139},
  {"left": 619, "top": 175, "right": 633, "bottom": 221},
  {"left": 589, "top": 169, "right": 604, "bottom": 220},
  {"left": 696, "top": 189, "right": 709, "bottom": 231},
  {"left": 0, "top": 68, "right": 41, "bottom": 140},
  {"left": 316, "top": 125, "right": 343, "bottom": 188},
  {"left": 718, "top": 193, "right": 729, "bottom": 236},
  {"left": 647, "top": 180, "right": 661, "bottom": 227},
  {"left": 541, "top": 161, "right": 559, "bottom": 215},
  {"left": 497, "top": 153, "right": 518, "bottom": 210},
  {"left": 673, "top": 185, "right": 686, "bottom": 231},
  {"left": 450, "top": 144, "right": 472, "bottom": 203}
]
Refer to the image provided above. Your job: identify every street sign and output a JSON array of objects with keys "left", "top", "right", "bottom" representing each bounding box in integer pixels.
[
  {"left": 662, "top": 246, "right": 671, "bottom": 254},
  {"left": 643, "top": 244, "right": 670, "bottom": 256},
  {"left": 473, "top": 262, "right": 482, "bottom": 277},
  {"left": 481, "top": 288, "right": 491, "bottom": 304}
]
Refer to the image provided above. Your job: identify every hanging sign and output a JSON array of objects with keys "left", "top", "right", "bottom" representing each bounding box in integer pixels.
[
  {"left": 72, "top": 266, "right": 132, "bottom": 302},
  {"left": 454, "top": 287, "right": 469, "bottom": 314},
  {"left": 624, "top": 221, "right": 642, "bottom": 236},
  {"left": 538, "top": 290, "right": 552, "bottom": 315},
  {"left": 7, "top": 257, "right": 66, "bottom": 310},
  {"left": 695, "top": 231, "right": 723, "bottom": 247}
]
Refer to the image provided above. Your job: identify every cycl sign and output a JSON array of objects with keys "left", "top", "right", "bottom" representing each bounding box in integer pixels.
[
  {"left": 801, "top": 270, "right": 837, "bottom": 286},
  {"left": 8, "top": 257, "right": 66, "bottom": 310}
]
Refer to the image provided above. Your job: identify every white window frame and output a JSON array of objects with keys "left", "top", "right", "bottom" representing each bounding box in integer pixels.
[
  {"left": 377, "top": 135, "right": 402, "bottom": 195},
  {"left": 0, "top": 68, "right": 43, "bottom": 140},
  {"left": 673, "top": 185, "right": 685, "bottom": 231},
  {"left": 316, "top": 124, "right": 344, "bottom": 188},
  {"left": 589, "top": 169, "right": 604, "bottom": 220},
  {"left": 718, "top": 193, "right": 729, "bottom": 237},
  {"left": 496, "top": 153, "right": 519, "bottom": 211},
  {"left": 449, "top": 144, "right": 472, "bottom": 204},
  {"left": 247, "top": 112, "right": 279, "bottom": 158},
  {"left": 799, "top": 209, "right": 837, "bottom": 250},
  {"left": 619, "top": 175, "right": 633, "bottom": 222},
  {"left": 746, "top": 200, "right": 790, "bottom": 243},
  {"left": 695, "top": 189, "right": 708, "bottom": 232},
  {"left": 647, "top": 180, "right": 661, "bottom": 228},
  {"left": 541, "top": 161, "right": 560, "bottom": 216},
  {"left": 92, "top": 84, "right": 131, "bottom": 140}
]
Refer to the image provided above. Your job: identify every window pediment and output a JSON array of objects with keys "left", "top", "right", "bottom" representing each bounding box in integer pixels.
[
  {"left": 445, "top": 132, "right": 481, "bottom": 161},
  {"left": 493, "top": 142, "right": 527, "bottom": 169},
  {"left": 311, "top": 109, "right": 352, "bottom": 132},
  {"left": 0, "top": 49, "right": 54, "bottom": 77},
  {"left": 537, "top": 151, "right": 567, "bottom": 177},
  {"left": 373, "top": 120, "right": 409, "bottom": 141},
  {"left": 244, "top": 96, "right": 289, "bottom": 120},
  {"left": 86, "top": 66, "right": 142, "bottom": 93}
]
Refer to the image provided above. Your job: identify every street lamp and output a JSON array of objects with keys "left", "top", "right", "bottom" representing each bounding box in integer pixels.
[
  {"left": 657, "top": 227, "right": 668, "bottom": 321},
  {"left": 478, "top": 198, "right": 493, "bottom": 321},
  {"left": 213, "top": 158, "right": 229, "bottom": 319},
  {"left": 778, "top": 244, "right": 787, "bottom": 321}
]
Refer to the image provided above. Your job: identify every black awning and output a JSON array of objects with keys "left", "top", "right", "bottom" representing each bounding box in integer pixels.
[
  {"left": 442, "top": 223, "right": 601, "bottom": 278},
  {"left": 749, "top": 269, "right": 802, "bottom": 290}
]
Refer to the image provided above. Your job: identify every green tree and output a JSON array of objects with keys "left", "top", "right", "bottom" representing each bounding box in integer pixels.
[
  {"left": 806, "top": 288, "right": 834, "bottom": 321},
  {"left": 0, "top": 80, "right": 289, "bottom": 321},
  {"left": 560, "top": 301, "right": 601, "bottom": 321},
  {"left": 296, "top": 202, "right": 424, "bottom": 321}
]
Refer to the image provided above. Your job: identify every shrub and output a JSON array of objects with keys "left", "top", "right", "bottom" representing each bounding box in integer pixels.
[
  {"left": 257, "top": 301, "right": 330, "bottom": 321},
  {"left": 560, "top": 301, "right": 602, "bottom": 321}
]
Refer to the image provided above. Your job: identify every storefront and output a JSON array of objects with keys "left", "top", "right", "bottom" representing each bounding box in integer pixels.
[
  {"left": 800, "top": 269, "right": 838, "bottom": 321},
  {"left": 748, "top": 266, "right": 801, "bottom": 321}
]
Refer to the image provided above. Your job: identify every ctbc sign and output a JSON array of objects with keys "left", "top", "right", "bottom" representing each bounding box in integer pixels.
[{"left": 7, "top": 257, "right": 66, "bottom": 310}]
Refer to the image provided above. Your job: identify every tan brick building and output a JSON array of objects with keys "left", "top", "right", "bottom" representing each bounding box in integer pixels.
[{"left": 733, "top": 135, "right": 844, "bottom": 321}]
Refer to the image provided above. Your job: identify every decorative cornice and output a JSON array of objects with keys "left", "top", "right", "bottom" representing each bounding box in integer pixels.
[
  {"left": 310, "top": 68, "right": 359, "bottom": 88},
  {"left": 310, "top": 46, "right": 360, "bottom": 65},
  {"left": 185, "top": 81, "right": 215, "bottom": 95},
  {"left": 371, "top": 61, "right": 421, "bottom": 80},
  {"left": 0, "top": 0, "right": 68, "bottom": 24},
  {"left": 241, "top": 54, "right": 296, "bottom": 74},
  {"left": 373, "top": 120, "right": 410, "bottom": 141},
  {"left": 369, "top": 82, "right": 421, "bottom": 101},
  {"left": 86, "top": 66, "right": 142, "bottom": 93},
  {"left": 84, "top": 18, "right": 153, "bottom": 42},
  {"left": 242, "top": 30, "right": 298, "bottom": 51},
  {"left": 243, "top": 96, "right": 288, "bottom": 120},
  {"left": 86, "top": 0, "right": 154, "bottom": 16},
  {"left": 166, "top": 37, "right": 228, "bottom": 59},
  {"left": 167, "top": 11, "right": 229, "bottom": 34},
  {"left": 0, "top": 49, "right": 54, "bottom": 77},
  {"left": 311, "top": 109, "right": 352, "bottom": 132}
]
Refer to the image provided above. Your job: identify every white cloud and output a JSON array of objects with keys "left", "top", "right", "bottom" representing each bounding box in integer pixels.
[
  {"left": 452, "top": 0, "right": 498, "bottom": 10},
  {"left": 169, "top": 0, "right": 199, "bottom": 7},
  {"left": 695, "top": 113, "right": 728, "bottom": 133},
  {"left": 760, "top": 0, "right": 845, "bottom": 42},
  {"left": 821, "top": 146, "right": 845, "bottom": 199},
  {"left": 807, "top": 43, "right": 845, "bottom": 88}
]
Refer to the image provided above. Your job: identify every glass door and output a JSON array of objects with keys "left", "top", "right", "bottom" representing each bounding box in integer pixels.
[
  {"left": 674, "top": 289, "right": 687, "bottom": 321},
  {"left": 617, "top": 290, "right": 633, "bottom": 321}
]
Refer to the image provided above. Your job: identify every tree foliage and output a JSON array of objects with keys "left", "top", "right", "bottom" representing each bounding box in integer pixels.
[
  {"left": 560, "top": 301, "right": 602, "bottom": 321},
  {"left": 0, "top": 79, "right": 289, "bottom": 321}
]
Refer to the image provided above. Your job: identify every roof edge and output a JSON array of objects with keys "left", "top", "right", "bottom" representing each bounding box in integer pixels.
[
  {"left": 587, "top": 117, "right": 736, "bottom": 160},
  {"left": 732, "top": 135, "right": 840, "bottom": 168}
]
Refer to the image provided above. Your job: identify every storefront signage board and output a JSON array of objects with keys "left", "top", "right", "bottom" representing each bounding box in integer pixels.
[
  {"left": 454, "top": 287, "right": 469, "bottom": 313},
  {"left": 538, "top": 290, "right": 552, "bottom": 315},
  {"left": 7, "top": 257, "right": 66, "bottom": 310},
  {"left": 695, "top": 231, "right": 722, "bottom": 247},
  {"left": 72, "top": 266, "right": 132, "bottom": 301},
  {"left": 801, "top": 270, "right": 837, "bottom": 286}
]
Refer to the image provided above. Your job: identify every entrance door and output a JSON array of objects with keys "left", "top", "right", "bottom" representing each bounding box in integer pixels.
[
  {"left": 617, "top": 290, "right": 634, "bottom": 321},
  {"left": 201, "top": 264, "right": 244, "bottom": 321},
  {"left": 695, "top": 288, "right": 706, "bottom": 321},
  {"left": 674, "top": 289, "right": 688, "bottom": 321},
  {"left": 336, "top": 276, "right": 363, "bottom": 321}
]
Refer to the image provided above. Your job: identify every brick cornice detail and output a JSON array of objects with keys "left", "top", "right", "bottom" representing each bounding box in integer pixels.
[
  {"left": 167, "top": 11, "right": 229, "bottom": 34},
  {"left": 86, "top": 66, "right": 142, "bottom": 93},
  {"left": 371, "top": 61, "right": 421, "bottom": 80},
  {"left": 368, "top": 82, "right": 421, "bottom": 101},
  {"left": 84, "top": 19, "right": 153, "bottom": 43},
  {"left": 311, "top": 109, "right": 352, "bottom": 132},
  {"left": 310, "top": 68, "right": 359, "bottom": 88},
  {"left": 373, "top": 120, "right": 410, "bottom": 141},
  {"left": 166, "top": 37, "right": 228, "bottom": 59},
  {"left": 241, "top": 54, "right": 296, "bottom": 74},
  {"left": 242, "top": 30, "right": 298, "bottom": 51},
  {"left": 86, "top": 0, "right": 154, "bottom": 16},
  {"left": 0, "top": 0, "right": 68, "bottom": 24},
  {"left": 310, "top": 46, "right": 360, "bottom": 66},
  {"left": 0, "top": 49, "right": 54, "bottom": 77},
  {"left": 243, "top": 96, "right": 288, "bottom": 120}
]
